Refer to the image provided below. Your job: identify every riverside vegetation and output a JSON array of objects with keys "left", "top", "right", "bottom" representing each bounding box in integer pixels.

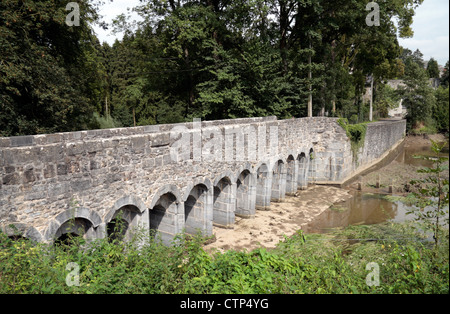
[{"left": 0, "top": 221, "right": 448, "bottom": 294}]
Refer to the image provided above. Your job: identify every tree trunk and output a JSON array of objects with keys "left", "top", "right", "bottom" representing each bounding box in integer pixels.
[
  {"left": 308, "top": 38, "right": 313, "bottom": 117},
  {"left": 184, "top": 47, "right": 195, "bottom": 114},
  {"left": 279, "top": 0, "right": 289, "bottom": 75},
  {"left": 369, "top": 74, "right": 374, "bottom": 121}
]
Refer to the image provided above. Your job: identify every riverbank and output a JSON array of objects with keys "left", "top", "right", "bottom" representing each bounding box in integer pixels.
[
  {"left": 205, "top": 134, "right": 449, "bottom": 252},
  {"left": 204, "top": 186, "right": 352, "bottom": 252},
  {"left": 352, "top": 134, "right": 449, "bottom": 194}
]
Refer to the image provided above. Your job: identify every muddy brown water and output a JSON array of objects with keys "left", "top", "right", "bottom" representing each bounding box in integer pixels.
[{"left": 303, "top": 138, "right": 450, "bottom": 234}]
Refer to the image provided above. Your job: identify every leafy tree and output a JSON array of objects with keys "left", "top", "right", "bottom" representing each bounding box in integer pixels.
[
  {"left": 374, "top": 83, "right": 401, "bottom": 118},
  {"left": 441, "top": 61, "right": 449, "bottom": 87},
  {"left": 400, "top": 58, "right": 436, "bottom": 130},
  {"left": 0, "top": 0, "right": 103, "bottom": 136},
  {"left": 1, "top": 0, "right": 427, "bottom": 134},
  {"left": 427, "top": 58, "right": 440, "bottom": 79},
  {"left": 433, "top": 86, "right": 450, "bottom": 133}
]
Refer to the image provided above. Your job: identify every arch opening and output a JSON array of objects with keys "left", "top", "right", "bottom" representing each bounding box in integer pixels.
[
  {"left": 235, "top": 170, "right": 255, "bottom": 218},
  {"left": 54, "top": 218, "right": 94, "bottom": 246},
  {"left": 150, "top": 192, "right": 178, "bottom": 245},
  {"left": 106, "top": 205, "right": 141, "bottom": 242},
  {"left": 213, "top": 177, "right": 235, "bottom": 228},
  {"left": 271, "top": 160, "right": 286, "bottom": 202},
  {"left": 256, "top": 164, "right": 271, "bottom": 211},
  {"left": 184, "top": 184, "right": 208, "bottom": 235}
]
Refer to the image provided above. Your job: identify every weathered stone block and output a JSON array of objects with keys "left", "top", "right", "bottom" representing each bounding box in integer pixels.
[
  {"left": 43, "top": 164, "right": 56, "bottom": 179},
  {"left": 71, "top": 179, "right": 92, "bottom": 193},
  {"left": 11, "top": 136, "right": 34, "bottom": 147},
  {"left": 2, "top": 173, "right": 20, "bottom": 185},
  {"left": 57, "top": 163, "right": 67, "bottom": 176}
]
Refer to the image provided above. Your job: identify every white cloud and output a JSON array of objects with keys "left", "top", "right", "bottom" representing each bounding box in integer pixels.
[
  {"left": 398, "top": 0, "right": 449, "bottom": 65},
  {"left": 91, "top": 0, "right": 143, "bottom": 45}
]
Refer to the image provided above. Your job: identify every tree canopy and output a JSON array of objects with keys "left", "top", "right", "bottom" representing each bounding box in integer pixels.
[{"left": 2, "top": 0, "right": 446, "bottom": 137}]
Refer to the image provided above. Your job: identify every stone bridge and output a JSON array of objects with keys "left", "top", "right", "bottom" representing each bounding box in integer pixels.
[{"left": 0, "top": 117, "right": 406, "bottom": 245}]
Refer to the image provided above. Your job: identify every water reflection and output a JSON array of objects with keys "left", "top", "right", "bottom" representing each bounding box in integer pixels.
[
  {"left": 396, "top": 141, "right": 449, "bottom": 167},
  {"left": 303, "top": 191, "right": 409, "bottom": 233}
]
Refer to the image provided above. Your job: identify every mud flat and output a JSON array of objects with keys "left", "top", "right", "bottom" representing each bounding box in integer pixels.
[
  {"left": 354, "top": 134, "right": 449, "bottom": 194},
  {"left": 204, "top": 185, "right": 352, "bottom": 252}
]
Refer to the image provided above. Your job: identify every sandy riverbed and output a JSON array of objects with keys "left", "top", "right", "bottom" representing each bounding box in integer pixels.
[
  {"left": 204, "top": 185, "right": 352, "bottom": 252},
  {"left": 205, "top": 135, "right": 449, "bottom": 253}
]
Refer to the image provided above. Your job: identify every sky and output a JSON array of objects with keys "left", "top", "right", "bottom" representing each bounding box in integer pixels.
[
  {"left": 92, "top": 0, "right": 450, "bottom": 66},
  {"left": 398, "top": 0, "right": 449, "bottom": 66},
  {"left": 92, "top": 0, "right": 143, "bottom": 45}
]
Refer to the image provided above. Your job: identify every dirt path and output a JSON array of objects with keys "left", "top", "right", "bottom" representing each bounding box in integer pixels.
[{"left": 204, "top": 186, "right": 352, "bottom": 252}]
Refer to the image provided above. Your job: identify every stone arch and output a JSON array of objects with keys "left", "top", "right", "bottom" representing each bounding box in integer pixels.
[
  {"left": 213, "top": 173, "right": 236, "bottom": 229},
  {"left": 149, "top": 185, "right": 182, "bottom": 245},
  {"left": 297, "top": 152, "right": 308, "bottom": 190},
  {"left": 104, "top": 195, "right": 148, "bottom": 242},
  {"left": 182, "top": 180, "right": 213, "bottom": 236},
  {"left": 255, "top": 162, "right": 272, "bottom": 211},
  {"left": 271, "top": 159, "right": 286, "bottom": 202},
  {"left": 44, "top": 207, "right": 102, "bottom": 243},
  {"left": 149, "top": 184, "right": 181, "bottom": 210},
  {"left": 235, "top": 165, "right": 256, "bottom": 218},
  {"left": 1, "top": 223, "right": 42, "bottom": 242},
  {"left": 285, "top": 154, "right": 298, "bottom": 195}
]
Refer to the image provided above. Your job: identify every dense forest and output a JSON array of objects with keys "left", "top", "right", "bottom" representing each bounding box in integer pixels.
[{"left": 1, "top": 0, "right": 448, "bottom": 137}]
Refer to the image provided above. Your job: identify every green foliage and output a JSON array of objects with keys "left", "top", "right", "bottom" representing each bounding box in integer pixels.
[
  {"left": 1, "top": 222, "right": 447, "bottom": 294},
  {"left": 400, "top": 57, "right": 437, "bottom": 131},
  {"left": 406, "top": 140, "right": 449, "bottom": 247},
  {"left": 0, "top": 0, "right": 102, "bottom": 136},
  {"left": 1, "top": 0, "right": 427, "bottom": 136},
  {"left": 441, "top": 61, "right": 449, "bottom": 88},
  {"left": 433, "top": 86, "right": 450, "bottom": 133},
  {"left": 337, "top": 118, "right": 368, "bottom": 163},
  {"left": 374, "top": 84, "right": 401, "bottom": 118},
  {"left": 426, "top": 58, "right": 440, "bottom": 79}
]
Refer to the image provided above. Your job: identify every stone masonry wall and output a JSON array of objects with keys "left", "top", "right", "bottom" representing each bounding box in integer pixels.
[{"left": 0, "top": 117, "right": 406, "bottom": 243}]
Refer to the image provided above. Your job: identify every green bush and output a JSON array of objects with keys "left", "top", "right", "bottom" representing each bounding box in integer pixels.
[
  {"left": 337, "top": 118, "right": 368, "bottom": 163},
  {"left": 0, "top": 223, "right": 448, "bottom": 294}
]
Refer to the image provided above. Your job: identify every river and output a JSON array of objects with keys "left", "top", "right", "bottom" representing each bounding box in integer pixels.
[{"left": 303, "top": 135, "right": 449, "bottom": 234}]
